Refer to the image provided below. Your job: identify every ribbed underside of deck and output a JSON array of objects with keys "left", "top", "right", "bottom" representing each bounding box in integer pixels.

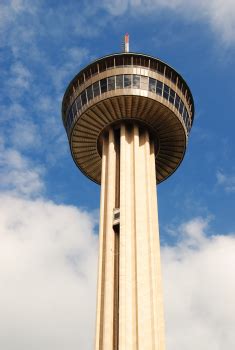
[{"left": 70, "top": 95, "right": 186, "bottom": 184}]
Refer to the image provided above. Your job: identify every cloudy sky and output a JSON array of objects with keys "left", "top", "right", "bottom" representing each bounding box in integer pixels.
[{"left": 0, "top": 0, "right": 235, "bottom": 349}]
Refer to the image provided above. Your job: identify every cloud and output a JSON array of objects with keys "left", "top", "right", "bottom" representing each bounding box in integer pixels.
[
  {"left": 162, "top": 217, "right": 235, "bottom": 350},
  {"left": 101, "top": 0, "right": 235, "bottom": 45},
  {"left": 0, "top": 138, "right": 44, "bottom": 197},
  {"left": 0, "top": 193, "right": 234, "bottom": 350},
  {"left": 0, "top": 194, "right": 98, "bottom": 350},
  {"left": 216, "top": 170, "right": 235, "bottom": 193}
]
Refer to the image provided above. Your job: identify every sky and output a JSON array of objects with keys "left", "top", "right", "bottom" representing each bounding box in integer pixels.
[{"left": 0, "top": 0, "right": 235, "bottom": 349}]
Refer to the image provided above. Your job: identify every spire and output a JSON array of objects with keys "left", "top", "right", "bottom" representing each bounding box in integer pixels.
[{"left": 124, "top": 33, "right": 129, "bottom": 52}]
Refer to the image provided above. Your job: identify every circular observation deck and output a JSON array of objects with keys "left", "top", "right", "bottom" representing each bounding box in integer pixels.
[{"left": 62, "top": 52, "right": 194, "bottom": 184}]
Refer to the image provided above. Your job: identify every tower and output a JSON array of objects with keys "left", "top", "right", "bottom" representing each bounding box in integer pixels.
[{"left": 62, "top": 35, "right": 194, "bottom": 350}]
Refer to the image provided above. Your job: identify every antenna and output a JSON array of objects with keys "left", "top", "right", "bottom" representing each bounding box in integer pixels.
[{"left": 124, "top": 33, "right": 129, "bottom": 52}]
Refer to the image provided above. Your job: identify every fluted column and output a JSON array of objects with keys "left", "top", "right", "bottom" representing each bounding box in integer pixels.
[{"left": 95, "top": 124, "right": 165, "bottom": 350}]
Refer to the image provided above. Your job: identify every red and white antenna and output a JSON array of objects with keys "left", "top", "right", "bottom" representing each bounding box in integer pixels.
[{"left": 124, "top": 33, "right": 129, "bottom": 52}]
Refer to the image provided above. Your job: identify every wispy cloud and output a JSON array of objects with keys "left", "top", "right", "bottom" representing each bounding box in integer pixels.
[
  {"left": 0, "top": 137, "right": 44, "bottom": 197},
  {"left": 216, "top": 170, "right": 235, "bottom": 193},
  {"left": 101, "top": 0, "right": 235, "bottom": 46}
]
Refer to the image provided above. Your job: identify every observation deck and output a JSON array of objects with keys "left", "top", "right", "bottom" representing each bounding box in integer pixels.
[{"left": 62, "top": 52, "right": 194, "bottom": 184}]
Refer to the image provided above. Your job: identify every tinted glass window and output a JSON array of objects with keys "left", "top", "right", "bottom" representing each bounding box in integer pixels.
[
  {"left": 115, "top": 56, "right": 123, "bottom": 67},
  {"left": 108, "top": 76, "right": 115, "bottom": 91},
  {"left": 124, "top": 75, "right": 132, "bottom": 88},
  {"left": 67, "top": 110, "right": 73, "bottom": 130},
  {"left": 93, "top": 81, "right": 100, "bottom": 97},
  {"left": 163, "top": 84, "right": 170, "bottom": 100},
  {"left": 99, "top": 61, "right": 106, "bottom": 73},
  {"left": 106, "top": 57, "right": 114, "bottom": 69},
  {"left": 179, "top": 100, "right": 184, "bottom": 115},
  {"left": 150, "top": 60, "right": 158, "bottom": 72},
  {"left": 85, "top": 69, "right": 91, "bottom": 80},
  {"left": 175, "top": 94, "right": 180, "bottom": 109},
  {"left": 141, "top": 76, "right": 148, "bottom": 90},
  {"left": 116, "top": 75, "right": 123, "bottom": 89},
  {"left": 91, "top": 64, "right": 98, "bottom": 75},
  {"left": 169, "top": 88, "right": 175, "bottom": 104},
  {"left": 149, "top": 77, "right": 156, "bottom": 93},
  {"left": 100, "top": 78, "right": 107, "bottom": 93},
  {"left": 123, "top": 56, "right": 131, "bottom": 66},
  {"left": 156, "top": 80, "right": 163, "bottom": 96},
  {"left": 72, "top": 102, "right": 77, "bottom": 117},
  {"left": 87, "top": 85, "right": 93, "bottom": 101},
  {"left": 133, "top": 75, "right": 140, "bottom": 88},
  {"left": 76, "top": 96, "right": 82, "bottom": 111},
  {"left": 133, "top": 56, "right": 141, "bottom": 66},
  {"left": 81, "top": 91, "right": 87, "bottom": 106}
]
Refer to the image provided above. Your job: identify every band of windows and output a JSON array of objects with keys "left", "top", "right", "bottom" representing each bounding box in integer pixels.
[
  {"left": 66, "top": 74, "right": 191, "bottom": 134},
  {"left": 64, "top": 55, "right": 193, "bottom": 112}
]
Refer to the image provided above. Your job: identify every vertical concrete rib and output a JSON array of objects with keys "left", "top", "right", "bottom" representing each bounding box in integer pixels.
[
  {"left": 149, "top": 139, "right": 166, "bottom": 350},
  {"left": 119, "top": 124, "right": 137, "bottom": 349},
  {"left": 95, "top": 134, "right": 108, "bottom": 350},
  {"left": 95, "top": 129, "right": 116, "bottom": 350}
]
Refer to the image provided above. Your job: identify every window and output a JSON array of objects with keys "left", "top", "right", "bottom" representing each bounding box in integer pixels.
[
  {"left": 72, "top": 102, "right": 77, "bottom": 117},
  {"left": 86, "top": 85, "right": 93, "bottom": 101},
  {"left": 85, "top": 69, "right": 91, "bottom": 80},
  {"left": 81, "top": 91, "right": 87, "bottom": 106},
  {"left": 106, "top": 57, "right": 114, "bottom": 69},
  {"left": 175, "top": 94, "right": 180, "bottom": 110},
  {"left": 133, "top": 75, "right": 140, "bottom": 88},
  {"left": 99, "top": 60, "right": 106, "bottom": 73},
  {"left": 141, "top": 76, "right": 148, "bottom": 90},
  {"left": 183, "top": 108, "right": 187, "bottom": 123},
  {"left": 115, "top": 56, "right": 123, "bottom": 67},
  {"left": 179, "top": 100, "right": 184, "bottom": 115},
  {"left": 78, "top": 75, "right": 84, "bottom": 85},
  {"left": 123, "top": 55, "right": 131, "bottom": 66},
  {"left": 141, "top": 57, "right": 149, "bottom": 68},
  {"left": 133, "top": 56, "right": 141, "bottom": 66},
  {"left": 124, "top": 75, "right": 132, "bottom": 88},
  {"left": 100, "top": 78, "right": 107, "bottom": 93},
  {"left": 93, "top": 81, "right": 100, "bottom": 97},
  {"left": 165, "top": 67, "right": 172, "bottom": 80},
  {"left": 169, "top": 88, "right": 175, "bottom": 104},
  {"left": 149, "top": 77, "right": 156, "bottom": 93},
  {"left": 150, "top": 60, "right": 158, "bottom": 72},
  {"left": 67, "top": 110, "right": 73, "bottom": 130},
  {"left": 116, "top": 75, "right": 123, "bottom": 89},
  {"left": 76, "top": 96, "right": 82, "bottom": 112},
  {"left": 156, "top": 81, "right": 163, "bottom": 96},
  {"left": 108, "top": 76, "right": 115, "bottom": 91},
  {"left": 163, "top": 84, "right": 170, "bottom": 100},
  {"left": 157, "top": 62, "right": 164, "bottom": 75},
  {"left": 91, "top": 64, "right": 98, "bottom": 76}
]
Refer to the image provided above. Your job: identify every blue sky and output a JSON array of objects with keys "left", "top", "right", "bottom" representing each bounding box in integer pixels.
[{"left": 0, "top": 1, "right": 235, "bottom": 349}]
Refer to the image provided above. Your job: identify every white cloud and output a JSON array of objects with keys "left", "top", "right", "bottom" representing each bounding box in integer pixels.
[
  {"left": 0, "top": 194, "right": 98, "bottom": 350},
  {"left": 162, "top": 217, "right": 235, "bottom": 350},
  {"left": 0, "top": 193, "right": 234, "bottom": 350},
  {"left": 216, "top": 170, "right": 235, "bottom": 193},
  {"left": 102, "top": 0, "right": 235, "bottom": 45},
  {"left": 0, "top": 138, "right": 44, "bottom": 197}
]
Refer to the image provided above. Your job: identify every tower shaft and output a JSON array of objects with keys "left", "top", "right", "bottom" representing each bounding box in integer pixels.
[{"left": 95, "top": 124, "right": 165, "bottom": 350}]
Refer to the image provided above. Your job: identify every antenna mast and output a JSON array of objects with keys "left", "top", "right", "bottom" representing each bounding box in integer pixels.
[{"left": 124, "top": 33, "right": 129, "bottom": 52}]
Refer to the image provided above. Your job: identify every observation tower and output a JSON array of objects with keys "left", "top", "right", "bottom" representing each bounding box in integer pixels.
[{"left": 62, "top": 34, "right": 194, "bottom": 350}]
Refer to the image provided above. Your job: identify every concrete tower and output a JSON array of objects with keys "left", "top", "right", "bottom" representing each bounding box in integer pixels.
[{"left": 62, "top": 35, "right": 194, "bottom": 350}]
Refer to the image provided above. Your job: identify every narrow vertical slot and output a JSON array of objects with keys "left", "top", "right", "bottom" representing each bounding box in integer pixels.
[{"left": 113, "top": 127, "right": 120, "bottom": 350}]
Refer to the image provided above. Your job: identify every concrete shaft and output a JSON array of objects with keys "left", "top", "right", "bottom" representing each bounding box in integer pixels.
[{"left": 95, "top": 124, "right": 165, "bottom": 350}]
